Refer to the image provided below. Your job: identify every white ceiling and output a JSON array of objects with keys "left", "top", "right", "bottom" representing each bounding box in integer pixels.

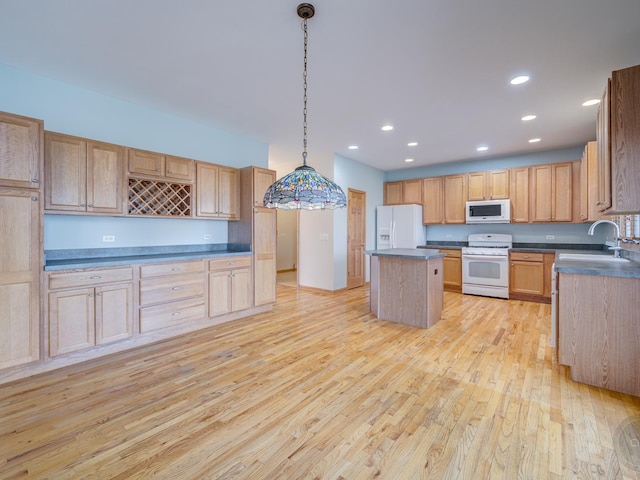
[{"left": 1, "top": 0, "right": 640, "bottom": 171}]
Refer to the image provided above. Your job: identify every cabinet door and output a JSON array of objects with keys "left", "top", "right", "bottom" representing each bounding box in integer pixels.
[
  {"left": 44, "top": 132, "right": 87, "bottom": 211},
  {"left": 610, "top": 65, "right": 640, "bottom": 213},
  {"left": 129, "top": 149, "right": 165, "bottom": 177},
  {"left": 488, "top": 170, "right": 509, "bottom": 199},
  {"left": 49, "top": 288, "right": 95, "bottom": 357},
  {"left": 509, "top": 261, "right": 544, "bottom": 296},
  {"left": 552, "top": 163, "right": 573, "bottom": 222},
  {"left": 231, "top": 268, "right": 252, "bottom": 312},
  {"left": 509, "top": 167, "right": 529, "bottom": 223},
  {"left": 166, "top": 156, "right": 194, "bottom": 182},
  {"left": 253, "top": 168, "right": 276, "bottom": 207},
  {"left": 383, "top": 182, "right": 403, "bottom": 205},
  {"left": 466, "top": 172, "right": 486, "bottom": 201},
  {"left": 0, "top": 112, "right": 42, "bottom": 189},
  {"left": 209, "top": 270, "right": 231, "bottom": 317},
  {"left": 254, "top": 209, "right": 276, "bottom": 306},
  {"left": 596, "top": 80, "right": 611, "bottom": 212},
  {"left": 443, "top": 174, "right": 466, "bottom": 224},
  {"left": 440, "top": 250, "right": 462, "bottom": 292},
  {"left": 217, "top": 166, "right": 239, "bottom": 219},
  {"left": 96, "top": 283, "right": 134, "bottom": 345},
  {"left": 422, "top": 177, "right": 443, "bottom": 224},
  {"left": 196, "top": 163, "right": 219, "bottom": 217},
  {"left": 530, "top": 165, "right": 553, "bottom": 222},
  {"left": 87, "top": 141, "right": 124, "bottom": 214},
  {"left": 402, "top": 179, "right": 422, "bottom": 204},
  {"left": 0, "top": 188, "right": 40, "bottom": 369}
]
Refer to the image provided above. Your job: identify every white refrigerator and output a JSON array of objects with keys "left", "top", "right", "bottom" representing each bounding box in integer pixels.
[{"left": 376, "top": 204, "right": 425, "bottom": 249}]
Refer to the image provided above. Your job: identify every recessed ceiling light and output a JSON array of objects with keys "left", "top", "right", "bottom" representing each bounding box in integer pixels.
[
  {"left": 528, "top": 138, "right": 541, "bottom": 143},
  {"left": 404, "top": 158, "right": 414, "bottom": 163},
  {"left": 510, "top": 75, "right": 530, "bottom": 85},
  {"left": 348, "top": 145, "right": 358, "bottom": 150},
  {"left": 582, "top": 99, "right": 601, "bottom": 107},
  {"left": 407, "top": 142, "right": 418, "bottom": 147},
  {"left": 521, "top": 114, "right": 537, "bottom": 121},
  {"left": 381, "top": 125, "right": 394, "bottom": 131},
  {"left": 476, "top": 146, "right": 489, "bottom": 152}
]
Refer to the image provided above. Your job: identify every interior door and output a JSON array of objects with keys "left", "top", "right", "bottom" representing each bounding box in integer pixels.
[{"left": 347, "top": 189, "right": 366, "bottom": 289}]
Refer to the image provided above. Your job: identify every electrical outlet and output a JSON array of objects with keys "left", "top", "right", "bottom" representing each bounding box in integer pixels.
[
  {"left": 203, "top": 234, "right": 212, "bottom": 240},
  {"left": 102, "top": 235, "right": 115, "bottom": 242},
  {"left": 546, "top": 235, "right": 555, "bottom": 240}
]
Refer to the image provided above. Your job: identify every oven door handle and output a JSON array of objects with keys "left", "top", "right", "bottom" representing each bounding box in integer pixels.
[{"left": 462, "top": 254, "right": 509, "bottom": 261}]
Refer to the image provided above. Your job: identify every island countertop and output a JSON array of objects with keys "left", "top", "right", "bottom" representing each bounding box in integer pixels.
[{"left": 365, "top": 248, "right": 445, "bottom": 260}]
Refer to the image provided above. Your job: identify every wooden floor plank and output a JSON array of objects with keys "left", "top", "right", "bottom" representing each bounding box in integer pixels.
[{"left": 1, "top": 286, "right": 639, "bottom": 479}]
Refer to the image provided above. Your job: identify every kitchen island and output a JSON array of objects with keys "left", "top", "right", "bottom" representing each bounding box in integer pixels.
[{"left": 365, "top": 248, "right": 445, "bottom": 329}]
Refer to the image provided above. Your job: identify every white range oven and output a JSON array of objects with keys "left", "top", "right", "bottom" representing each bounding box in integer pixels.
[{"left": 461, "top": 233, "right": 512, "bottom": 299}]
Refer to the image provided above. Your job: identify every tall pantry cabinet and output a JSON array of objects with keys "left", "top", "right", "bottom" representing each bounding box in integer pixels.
[{"left": 0, "top": 111, "right": 43, "bottom": 370}]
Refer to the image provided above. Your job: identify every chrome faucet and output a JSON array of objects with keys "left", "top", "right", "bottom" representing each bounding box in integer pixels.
[{"left": 588, "top": 220, "right": 622, "bottom": 257}]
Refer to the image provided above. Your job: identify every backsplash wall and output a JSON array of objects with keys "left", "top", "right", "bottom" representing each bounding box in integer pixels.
[{"left": 425, "top": 223, "right": 609, "bottom": 245}]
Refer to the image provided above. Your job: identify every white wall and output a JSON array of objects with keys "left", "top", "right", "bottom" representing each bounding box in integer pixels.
[{"left": 0, "top": 63, "right": 269, "bottom": 249}]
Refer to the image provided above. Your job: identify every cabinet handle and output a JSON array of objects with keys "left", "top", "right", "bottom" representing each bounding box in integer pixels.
[
  {"left": 172, "top": 311, "right": 182, "bottom": 316},
  {"left": 80, "top": 203, "right": 86, "bottom": 207},
  {"left": 31, "top": 177, "right": 38, "bottom": 183},
  {"left": 31, "top": 196, "right": 38, "bottom": 201},
  {"left": 96, "top": 292, "right": 103, "bottom": 296},
  {"left": 171, "top": 268, "right": 181, "bottom": 271},
  {"left": 171, "top": 286, "right": 181, "bottom": 290},
  {"left": 596, "top": 201, "right": 603, "bottom": 205},
  {"left": 89, "top": 293, "right": 94, "bottom": 298},
  {"left": 89, "top": 275, "right": 102, "bottom": 279},
  {"left": 87, "top": 204, "right": 93, "bottom": 208},
  {"left": 156, "top": 168, "right": 161, "bottom": 172},
  {"left": 523, "top": 255, "right": 529, "bottom": 259}
]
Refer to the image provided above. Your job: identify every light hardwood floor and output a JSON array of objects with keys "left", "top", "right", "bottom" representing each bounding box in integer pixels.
[{"left": 1, "top": 286, "right": 639, "bottom": 479}]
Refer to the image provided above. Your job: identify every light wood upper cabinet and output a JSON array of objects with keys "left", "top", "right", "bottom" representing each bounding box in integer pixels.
[
  {"left": 443, "top": 174, "right": 466, "bottom": 224},
  {"left": 467, "top": 170, "right": 509, "bottom": 201},
  {"left": 0, "top": 111, "right": 43, "bottom": 189},
  {"left": 252, "top": 167, "right": 276, "bottom": 207},
  {"left": 530, "top": 162, "right": 573, "bottom": 222},
  {"left": 578, "top": 142, "right": 600, "bottom": 222},
  {"left": 509, "top": 167, "right": 529, "bottom": 223},
  {"left": 0, "top": 188, "right": 41, "bottom": 369},
  {"left": 195, "top": 162, "right": 239, "bottom": 220},
  {"left": 45, "top": 132, "right": 125, "bottom": 214},
  {"left": 383, "top": 181, "right": 403, "bottom": 205},
  {"left": 128, "top": 148, "right": 194, "bottom": 182},
  {"left": 422, "top": 176, "right": 443, "bottom": 224},
  {"left": 384, "top": 179, "right": 422, "bottom": 205},
  {"left": 609, "top": 64, "right": 640, "bottom": 213}
]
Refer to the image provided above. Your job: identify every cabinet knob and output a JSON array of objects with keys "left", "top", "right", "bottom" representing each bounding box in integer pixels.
[
  {"left": 96, "top": 292, "right": 103, "bottom": 296},
  {"left": 596, "top": 201, "right": 603, "bottom": 205},
  {"left": 172, "top": 311, "right": 182, "bottom": 316},
  {"left": 87, "top": 204, "right": 93, "bottom": 208},
  {"left": 523, "top": 255, "right": 529, "bottom": 259},
  {"left": 89, "top": 293, "right": 94, "bottom": 298},
  {"left": 171, "top": 286, "right": 181, "bottom": 290},
  {"left": 31, "top": 196, "right": 38, "bottom": 201},
  {"left": 80, "top": 203, "right": 86, "bottom": 207},
  {"left": 31, "top": 178, "right": 38, "bottom": 183},
  {"left": 156, "top": 168, "right": 161, "bottom": 172}
]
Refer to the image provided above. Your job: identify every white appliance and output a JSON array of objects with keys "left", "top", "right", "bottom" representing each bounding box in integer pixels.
[
  {"left": 461, "top": 233, "right": 512, "bottom": 299},
  {"left": 376, "top": 204, "right": 425, "bottom": 249},
  {"left": 466, "top": 199, "right": 511, "bottom": 224}
]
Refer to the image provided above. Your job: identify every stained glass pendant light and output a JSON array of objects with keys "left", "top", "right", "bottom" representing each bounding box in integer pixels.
[{"left": 263, "top": 3, "right": 347, "bottom": 210}]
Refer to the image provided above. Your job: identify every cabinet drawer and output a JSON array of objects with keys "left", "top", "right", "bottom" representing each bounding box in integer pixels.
[
  {"left": 140, "top": 298, "right": 206, "bottom": 333},
  {"left": 439, "top": 249, "right": 461, "bottom": 258},
  {"left": 140, "top": 260, "right": 204, "bottom": 278},
  {"left": 510, "top": 252, "right": 544, "bottom": 262},
  {"left": 139, "top": 272, "right": 205, "bottom": 306},
  {"left": 209, "top": 256, "right": 252, "bottom": 271},
  {"left": 49, "top": 267, "right": 133, "bottom": 290}
]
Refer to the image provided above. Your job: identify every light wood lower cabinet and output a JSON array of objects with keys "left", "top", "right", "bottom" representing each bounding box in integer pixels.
[
  {"left": 48, "top": 268, "right": 134, "bottom": 357},
  {"left": 509, "top": 251, "right": 554, "bottom": 303},
  {"left": 139, "top": 260, "right": 206, "bottom": 333},
  {"left": 558, "top": 273, "right": 640, "bottom": 397},
  {"left": 209, "top": 256, "right": 252, "bottom": 317},
  {"left": 439, "top": 249, "right": 462, "bottom": 292}
]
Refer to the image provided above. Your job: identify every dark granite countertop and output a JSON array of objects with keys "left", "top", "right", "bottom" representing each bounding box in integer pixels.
[
  {"left": 44, "top": 244, "right": 251, "bottom": 271},
  {"left": 553, "top": 250, "right": 640, "bottom": 279},
  {"left": 365, "top": 248, "right": 445, "bottom": 260}
]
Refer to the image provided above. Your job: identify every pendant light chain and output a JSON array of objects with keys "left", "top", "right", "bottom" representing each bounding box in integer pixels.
[{"left": 302, "top": 17, "right": 309, "bottom": 166}]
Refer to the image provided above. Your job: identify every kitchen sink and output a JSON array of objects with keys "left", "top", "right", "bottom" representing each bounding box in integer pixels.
[{"left": 557, "top": 253, "right": 630, "bottom": 263}]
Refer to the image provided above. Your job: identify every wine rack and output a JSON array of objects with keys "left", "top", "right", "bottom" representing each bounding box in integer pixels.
[{"left": 128, "top": 178, "right": 192, "bottom": 217}]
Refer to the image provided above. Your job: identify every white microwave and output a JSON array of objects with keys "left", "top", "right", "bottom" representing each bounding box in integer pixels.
[{"left": 466, "top": 199, "right": 511, "bottom": 224}]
